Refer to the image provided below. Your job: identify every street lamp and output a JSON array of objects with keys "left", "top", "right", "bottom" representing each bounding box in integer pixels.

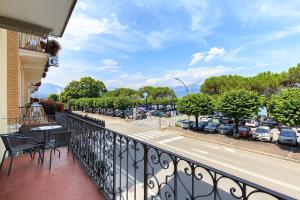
[
  {"left": 174, "top": 77, "right": 190, "bottom": 122},
  {"left": 174, "top": 77, "right": 189, "bottom": 94},
  {"left": 143, "top": 92, "right": 148, "bottom": 111}
]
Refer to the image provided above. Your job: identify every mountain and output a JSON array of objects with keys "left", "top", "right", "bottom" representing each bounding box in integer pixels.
[
  {"left": 172, "top": 84, "right": 200, "bottom": 97},
  {"left": 35, "top": 83, "right": 63, "bottom": 99}
]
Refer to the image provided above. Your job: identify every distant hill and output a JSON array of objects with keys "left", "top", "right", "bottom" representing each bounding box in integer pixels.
[
  {"left": 35, "top": 83, "right": 63, "bottom": 99},
  {"left": 172, "top": 84, "right": 200, "bottom": 97}
]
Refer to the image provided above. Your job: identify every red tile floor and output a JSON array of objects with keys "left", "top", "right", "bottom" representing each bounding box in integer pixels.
[{"left": 0, "top": 148, "right": 106, "bottom": 200}]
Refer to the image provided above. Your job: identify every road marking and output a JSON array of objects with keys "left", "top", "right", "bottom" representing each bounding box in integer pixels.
[
  {"left": 157, "top": 136, "right": 184, "bottom": 144},
  {"left": 132, "top": 130, "right": 170, "bottom": 141},
  {"left": 161, "top": 144, "right": 300, "bottom": 192},
  {"left": 134, "top": 132, "right": 155, "bottom": 139},
  {"left": 224, "top": 147, "right": 236, "bottom": 153},
  {"left": 192, "top": 149, "right": 209, "bottom": 154},
  {"left": 201, "top": 143, "right": 220, "bottom": 149}
]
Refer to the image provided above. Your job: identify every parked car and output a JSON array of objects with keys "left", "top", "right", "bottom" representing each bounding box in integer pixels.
[
  {"left": 217, "top": 124, "right": 234, "bottom": 135},
  {"left": 200, "top": 117, "right": 212, "bottom": 123},
  {"left": 245, "top": 120, "right": 259, "bottom": 128},
  {"left": 278, "top": 129, "right": 298, "bottom": 146},
  {"left": 176, "top": 119, "right": 186, "bottom": 127},
  {"left": 204, "top": 123, "right": 219, "bottom": 133},
  {"left": 237, "top": 126, "right": 252, "bottom": 138},
  {"left": 181, "top": 120, "right": 195, "bottom": 129},
  {"left": 262, "top": 118, "right": 278, "bottom": 128},
  {"left": 192, "top": 121, "right": 208, "bottom": 131},
  {"left": 253, "top": 126, "right": 273, "bottom": 142}
]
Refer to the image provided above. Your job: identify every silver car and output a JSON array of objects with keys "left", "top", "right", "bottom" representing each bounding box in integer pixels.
[
  {"left": 253, "top": 126, "right": 272, "bottom": 142},
  {"left": 278, "top": 129, "right": 298, "bottom": 146}
]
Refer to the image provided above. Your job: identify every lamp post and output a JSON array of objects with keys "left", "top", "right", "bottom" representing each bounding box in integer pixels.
[
  {"left": 174, "top": 77, "right": 189, "bottom": 94},
  {"left": 143, "top": 92, "right": 148, "bottom": 111}
]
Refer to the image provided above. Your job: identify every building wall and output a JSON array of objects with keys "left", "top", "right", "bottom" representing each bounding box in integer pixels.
[
  {"left": 7, "top": 31, "right": 19, "bottom": 120},
  {"left": 0, "top": 28, "right": 8, "bottom": 161}
]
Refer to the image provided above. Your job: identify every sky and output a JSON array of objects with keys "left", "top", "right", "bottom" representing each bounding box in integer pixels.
[{"left": 43, "top": 0, "right": 300, "bottom": 90}]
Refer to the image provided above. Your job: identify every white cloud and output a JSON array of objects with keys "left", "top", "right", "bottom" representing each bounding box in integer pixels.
[
  {"left": 231, "top": 0, "right": 300, "bottom": 25},
  {"left": 189, "top": 47, "right": 225, "bottom": 66},
  {"left": 101, "top": 59, "right": 118, "bottom": 66},
  {"left": 97, "top": 59, "right": 121, "bottom": 73},
  {"left": 78, "top": 2, "right": 88, "bottom": 10},
  {"left": 61, "top": 13, "right": 126, "bottom": 51},
  {"left": 189, "top": 52, "right": 205, "bottom": 66},
  {"left": 106, "top": 65, "right": 234, "bottom": 89},
  {"left": 204, "top": 47, "right": 225, "bottom": 62}
]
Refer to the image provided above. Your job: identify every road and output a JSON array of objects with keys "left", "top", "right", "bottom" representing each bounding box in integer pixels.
[{"left": 75, "top": 112, "right": 300, "bottom": 199}]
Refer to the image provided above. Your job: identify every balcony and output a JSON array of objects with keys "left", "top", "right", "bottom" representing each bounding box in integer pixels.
[
  {"left": 0, "top": 114, "right": 295, "bottom": 200},
  {"left": 18, "top": 33, "right": 47, "bottom": 53}
]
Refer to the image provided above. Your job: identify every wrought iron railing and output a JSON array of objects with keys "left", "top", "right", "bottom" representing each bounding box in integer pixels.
[
  {"left": 18, "top": 33, "right": 47, "bottom": 53},
  {"left": 70, "top": 112, "right": 105, "bottom": 127},
  {"left": 67, "top": 114, "right": 294, "bottom": 200}
]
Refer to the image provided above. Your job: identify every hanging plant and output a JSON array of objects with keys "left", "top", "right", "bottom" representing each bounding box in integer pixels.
[
  {"left": 47, "top": 39, "right": 61, "bottom": 56},
  {"left": 34, "top": 82, "right": 41, "bottom": 87}
]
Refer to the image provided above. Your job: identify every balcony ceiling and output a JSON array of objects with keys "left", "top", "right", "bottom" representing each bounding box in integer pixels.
[
  {"left": 19, "top": 49, "right": 48, "bottom": 83},
  {"left": 0, "top": 0, "right": 77, "bottom": 37}
]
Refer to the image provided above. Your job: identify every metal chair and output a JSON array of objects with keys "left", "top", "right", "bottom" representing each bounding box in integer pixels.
[
  {"left": 47, "top": 131, "right": 72, "bottom": 170},
  {"left": 0, "top": 133, "right": 41, "bottom": 175}
]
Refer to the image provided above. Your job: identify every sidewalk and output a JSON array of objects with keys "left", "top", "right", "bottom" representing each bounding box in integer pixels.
[{"left": 167, "top": 127, "right": 300, "bottom": 163}]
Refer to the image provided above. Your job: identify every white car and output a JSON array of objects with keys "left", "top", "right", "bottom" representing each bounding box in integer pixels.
[
  {"left": 253, "top": 126, "right": 273, "bottom": 142},
  {"left": 245, "top": 120, "right": 259, "bottom": 128}
]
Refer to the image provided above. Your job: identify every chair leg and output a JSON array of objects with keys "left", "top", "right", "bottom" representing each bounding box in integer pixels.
[
  {"left": 29, "top": 151, "right": 33, "bottom": 159},
  {"left": 0, "top": 150, "right": 7, "bottom": 171},
  {"left": 49, "top": 149, "right": 53, "bottom": 171},
  {"left": 8, "top": 156, "right": 14, "bottom": 176}
]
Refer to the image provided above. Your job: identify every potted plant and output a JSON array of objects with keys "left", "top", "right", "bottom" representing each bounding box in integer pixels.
[{"left": 47, "top": 39, "right": 61, "bottom": 56}]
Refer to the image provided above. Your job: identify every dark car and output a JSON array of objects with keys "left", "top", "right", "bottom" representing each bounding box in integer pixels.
[
  {"left": 181, "top": 120, "right": 195, "bottom": 129},
  {"left": 237, "top": 126, "right": 252, "bottom": 138},
  {"left": 262, "top": 118, "right": 278, "bottom": 128},
  {"left": 192, "top": 121, "right": 208, "bottom": 131},
  {"left": 278, "top": 129, "right": 298, "bottom": 146},
  {"left": 217, "top": 124, "right": 234, "bottom": 135},
  {"left": 204, "top": 123, "right": 219, "bottom": 133}
]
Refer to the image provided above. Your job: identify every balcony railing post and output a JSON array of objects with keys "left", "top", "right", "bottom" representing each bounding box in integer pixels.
[
  {"left": 143, "top": 144, "right": 148, "bottom": 200},
  {"left": 174, "top": 156, "right": 177, "bottom": 200},
  {"left": 112, "top": 133, "right": 117, "bottom": 200}
]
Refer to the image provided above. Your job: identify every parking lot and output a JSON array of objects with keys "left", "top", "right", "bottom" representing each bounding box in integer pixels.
[{"left": 75, "top": 111, "right": 300, "bottom": 162}]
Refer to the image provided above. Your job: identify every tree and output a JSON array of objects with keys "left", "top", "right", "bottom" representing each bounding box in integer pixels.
[
  {"left": 267, "top": 88, "right": 300, "bottom": 127},
  {"left": 218, "top": 90, "right": 261, "bottom": 134},
  {"left": 281, "top": 64, "right": 300, "bottom": 87},
  {"left": 103, "top": 88, "right": 138, "bottom": 97},
  {"left": 60, "top": 77, "right": 107, "bottom": 102},
  {"left": 48, "top": 93, "right": 59, "bottom": 101},
  {"left": 113, "top": 96, "right": 134, "bottom": 118},
  {"left": 176, "top": 94, "right": 214, "bottom": 129},
  {"left": 139, "top": 86, "right": 177, "bottom": 109}
]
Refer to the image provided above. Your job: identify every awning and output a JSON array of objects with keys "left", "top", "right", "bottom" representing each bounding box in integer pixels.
[{"left": 0, "top": 0, "right": 77, "bottom": 37}]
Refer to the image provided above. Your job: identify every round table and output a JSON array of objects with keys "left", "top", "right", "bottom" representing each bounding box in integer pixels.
[{"left": 31, "top": 125, "right": 63, "bottom": 163}]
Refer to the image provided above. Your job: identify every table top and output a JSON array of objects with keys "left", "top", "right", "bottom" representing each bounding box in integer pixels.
[{"left": 30, "top": 125, "right": 62, "bottom": 131}]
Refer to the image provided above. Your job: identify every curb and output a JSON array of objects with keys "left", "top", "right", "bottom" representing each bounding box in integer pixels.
[{"left": 168, "top": 127, "right": 300, "bottom": 164}]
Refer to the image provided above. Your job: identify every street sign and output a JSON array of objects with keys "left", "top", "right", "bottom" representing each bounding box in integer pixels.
[{"left": 48, "top": 56, "right": 59, "bottom": 67}]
